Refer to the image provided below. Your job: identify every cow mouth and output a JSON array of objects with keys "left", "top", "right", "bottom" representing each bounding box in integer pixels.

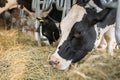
[
  {"left": 49, "top": 54, "right": 72, "bottom": 70},
  {"left": 49, "top": 60, "right": 71, "bottom": 70}
]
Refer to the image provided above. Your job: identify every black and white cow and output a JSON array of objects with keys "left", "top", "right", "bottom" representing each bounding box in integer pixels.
[
  {"left": 36, "top": 3, "right": 62, "bottom": 44},
  {"left": 0, "top": 0, "right": 61, "bottom": 45},
  {"left": 49, "top": 0, "right": 117, "bottom": 70}
]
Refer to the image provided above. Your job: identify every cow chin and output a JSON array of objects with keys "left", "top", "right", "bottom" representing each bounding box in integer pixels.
[{"left": 49, "top": 53, "right": 72, "bottom": 70}]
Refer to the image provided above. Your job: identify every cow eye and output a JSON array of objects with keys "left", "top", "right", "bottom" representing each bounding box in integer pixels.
[
  {"left": 78, "top": 31, "right": 81, "bottom": 34},
  {"left": 74, "top": 31, "right": 81, "bottom": 38}
]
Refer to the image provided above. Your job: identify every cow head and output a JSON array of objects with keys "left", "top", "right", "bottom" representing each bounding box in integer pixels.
[
  {"left": 37, "top": 17, "right": 60, "bottom": 45},
  {"left": 49, "top": 8, "right": 111, "bottom": 70}
]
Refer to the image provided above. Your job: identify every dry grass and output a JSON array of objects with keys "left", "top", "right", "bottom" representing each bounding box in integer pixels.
[{"left": 0, "top": 27, "right": 120, "bottom": 80}]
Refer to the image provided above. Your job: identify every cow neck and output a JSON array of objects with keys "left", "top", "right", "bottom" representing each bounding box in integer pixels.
[{"left": 47, "top": 15, "right": 59, "bottom": 23}]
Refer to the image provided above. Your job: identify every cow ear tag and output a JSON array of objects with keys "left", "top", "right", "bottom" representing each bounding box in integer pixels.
[{"left": 36, "top": 17, "right": 44, "bottom": 23}]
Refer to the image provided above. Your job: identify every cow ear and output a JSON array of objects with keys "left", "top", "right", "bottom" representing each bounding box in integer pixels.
[
  {"left": 68, "top": 22, "right": 79, "bottom": 38},
  {"left": 87, "top": 8, "right": 111, "bottom": 27}
]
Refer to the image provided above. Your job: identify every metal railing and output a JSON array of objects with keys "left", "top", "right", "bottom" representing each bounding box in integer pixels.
[
  {"left": 31, "top": 0, "right": 76, "bottom": 46},
  {"left": 32, "top": 0, "right": 53, "bottom": 46}
]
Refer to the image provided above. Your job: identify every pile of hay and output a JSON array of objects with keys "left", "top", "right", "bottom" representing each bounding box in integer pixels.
[
  {"left": 0, "top": 30, "right": 37, "bottom": 80},
  {"left": 0, "top": 29, "right": 64, "bottom": 80},
  {"left": 0, "top": 29, "right": 120, "bottom": 80},
  {"left": 65, "top": 50, "right": 120, "bottom": 80}
]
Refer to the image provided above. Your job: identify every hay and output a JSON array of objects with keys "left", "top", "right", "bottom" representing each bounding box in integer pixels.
[
  {"left": 0, "top": 29, "right": 65, "bottom": 80},
  {"left": 66, "top": 51, "right": 120, "bottom": 80},
  {"left": 0, "top": 29, "right": 120, "bottom": 80},
  {"left": 0, "top": 29, "right": 36, "bottom": 80}
]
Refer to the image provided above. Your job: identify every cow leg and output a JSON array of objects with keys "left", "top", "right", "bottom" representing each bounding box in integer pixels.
[
  {"left": 104, "top": 26, "right": 116, "bottom": 56},
  {"left": 116, "top": 0, "right": 120, "bottom": 48},
  {"left": 98, "top": 37, "right": 107, "bottom": 49}
]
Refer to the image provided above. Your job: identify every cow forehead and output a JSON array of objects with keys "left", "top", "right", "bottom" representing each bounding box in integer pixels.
[
  {"left": 59, "top": 4, "right": 86, "bottom": 47},
  {"left": 60, "top": 5, "right": 86, "bottom": 31}
]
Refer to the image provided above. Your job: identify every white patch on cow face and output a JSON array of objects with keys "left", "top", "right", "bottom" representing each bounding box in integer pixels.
[
  {"left": 50, "top": 4, "right": 86, "bottom": 70},
  {"left": 57, "top": 4, "right": 86, "bottom": 50},
  {"left": 50, "top": 51, "right": 72, "bottom": 70}
]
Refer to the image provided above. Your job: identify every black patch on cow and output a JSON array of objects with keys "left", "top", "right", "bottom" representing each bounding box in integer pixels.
[
  {"left": 85, "top": 7, "right": 97, "bottom": 15},
  {"left": 76, "top": 0, "right": 90, "bottom": 6},
  {"left": 47, "top": 3, "right": 62, "bottom": 22},
  {"left": 0, "top": 0, "right": 8, "bottom": 8},
  {"left": 97, "top": 8, "right": 116, "bottom": 28}
]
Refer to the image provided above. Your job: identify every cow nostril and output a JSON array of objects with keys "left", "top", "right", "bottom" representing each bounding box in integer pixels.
[
  {"left": 49, "top": 61, "right": 53, "bottom": 65},
  {"left": 49, "top": 61, "right": 55, "bottom": 65},
  {"left": 49, "top": 60, "right": 59, "bottom": 65}
]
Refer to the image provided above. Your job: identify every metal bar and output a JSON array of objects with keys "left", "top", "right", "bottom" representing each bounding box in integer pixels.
[
  {"left": 34, "top": 20, "right": 41, "bottom": 47},
  {"left": 32, "top": 0, "right": 42, "bottom": 47},
  {"left": 100, "top": 0, "right": 118, "bottom": 8},
  {"left": 62, "top": 0, "right": 66, "bottom": 19},
  {"left": 115, "top": 0, "right": 120, "bottom": 47},
  {"left": 42, "top": 0, "right": 52, "bottom": 11},
  {"left": 56, "top": 0, "right": 64, "bottom": 11}
]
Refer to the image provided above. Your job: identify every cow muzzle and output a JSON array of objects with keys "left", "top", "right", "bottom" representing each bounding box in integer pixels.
[
  {"left": 49, "top": 56, "right": 61, "bottom": 68},
  {"left": 49, "top": 54, "right": 72, "bottom": 70}
]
